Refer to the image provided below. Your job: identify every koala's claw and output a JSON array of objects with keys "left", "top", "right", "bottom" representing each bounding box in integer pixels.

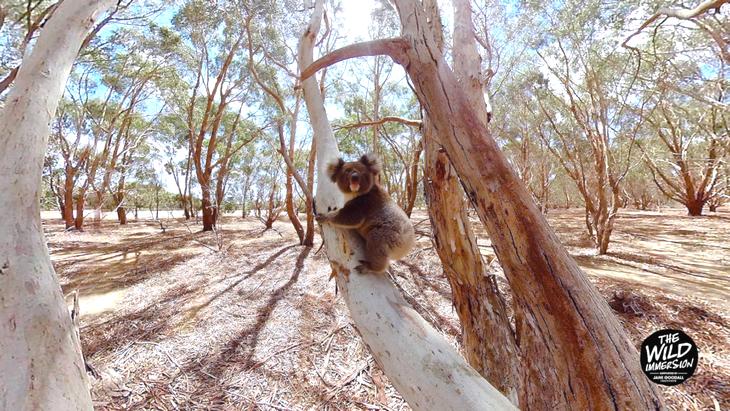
[
  {"left": 356, "top": 260, "right": 371, "bottom": 273},
  {"left": 315, "top": 213, "right": 328, "bottom": 223}
]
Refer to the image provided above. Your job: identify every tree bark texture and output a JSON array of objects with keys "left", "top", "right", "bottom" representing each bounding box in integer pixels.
[
  {"left": 388, "top": 1, "right": 664, "bottom": 408},
  {"left": 423, "top": 132, "right": 521, "bottom": 404},
  {"left": 421, "top": 0, "right": 521, "bottom": 403},
  {"left": 0, "top": 0, "right": 115, "bottom": 409},
  {"left": 299, "top": 2, "right": 515, "bottom": 410}
]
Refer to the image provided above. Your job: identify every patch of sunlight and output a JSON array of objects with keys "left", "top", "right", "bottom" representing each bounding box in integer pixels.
[
  {"left": 73, "top": 289, "right": 127, "bottom": 316},
  {"left": 582, "top": 266, "right": 728, "bottom": 307}
]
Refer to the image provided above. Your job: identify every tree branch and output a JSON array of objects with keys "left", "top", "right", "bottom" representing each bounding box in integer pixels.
[
  {"left": 622, "top": 0, "right": 729, "bottom": 48},
  {"left": 335, "top": 116, "right": 422, "bottom": 130},
  {"left": 300, "top": 38, "right": 410, "bottom": 81}
]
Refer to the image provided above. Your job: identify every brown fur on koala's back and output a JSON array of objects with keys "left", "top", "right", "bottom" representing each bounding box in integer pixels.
[{"left": 354, "top": 185, "right": 415, "bottom": 260}]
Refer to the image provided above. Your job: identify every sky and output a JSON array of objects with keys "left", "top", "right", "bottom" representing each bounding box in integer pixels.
[{"left": 146, "top": 1, "right": 384, "bottom": 194}]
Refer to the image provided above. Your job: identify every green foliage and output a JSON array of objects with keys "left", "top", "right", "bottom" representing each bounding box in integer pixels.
[{"left": 22, "top": 0, "right": 726, "bottom": 217}]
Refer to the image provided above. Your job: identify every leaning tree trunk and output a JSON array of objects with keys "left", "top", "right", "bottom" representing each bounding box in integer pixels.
[
  {"left": 404, "top": 140, "right": 422, "bottom": 217},
  {"left": 200, "top": 183, "right": 215, "bottom": 231},
  {"left": 74, "top": 190, "right": 86, "bottom": 231},
  {"left": 708, "top": 199, "right": 719, "bottom": 212},
  {"left": 299, "top": 2, "right": 514, "bottom": 410},
  {"left": 117, "top": 206, "right": 127, "bottom": 225},
  {"left": 181, "top": 195, "right": 191, "bottom": 220},
  {"left": 419, "top": 0, "right": 521, "bottom": 402},
  {"left": 686, "top": 196, "right": 706, "bottom": 216},
  {"left": 303, "top": 138, "right": 317, "bottom": 246},
  {"left": 263, "top": 187, "right": 279, "bottom": 229},
  {"left": 115, "top": 175, "right": 127, "bottom": 225},
  {"left": 0, "top": 0, "right": 115, "bottom": 409},
  {"left": 424, "top": 134, "right": 521, "bottom": 403},
  {"left": 302, "top": 0, "right": 664, "bottom": 408},
  {"left": 390, "top": 1, "right": 663, "bottom": 408},
  {"left": 63, "top": 167, "right": 75, "bottom": 229},
  {"left": 115, "top": 196, "right": 127, "bottom": 225},
  {"left": 279, "top": 123, "right": 305, "bottom": 243}
]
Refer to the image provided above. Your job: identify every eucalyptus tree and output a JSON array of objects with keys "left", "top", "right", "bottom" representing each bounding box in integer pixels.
[
  {"left": 159, "top": 112, "right": 196, "bottom": 218},
  {"left": 49, "top": 98, "right": 93, "bottom": 228},
  {"left": 301, "top": 0, "right": 663, "bottom": 408},
  {"left": 298, "top": 2, "right": 516, "bottom": 408},
  {"left": 247, "top": 145, "right": 284, "bottom": 229},
  {"left": 420, "top": 0, "right": 520, "bottom": 399},
  {"left": 515, "top": 0, "right": 654, "bottom": 254},
  {"left": 59, "top": 31, "right": 166, "bottom": 228},
  {"left": 212, "top": 111, "right": 262, "bottom": 221},
  {"left": 0, "top": 0, "right": 148, "bottom": 96},
  {"left": 224, "top": 142, "right": 258, "bottom": 218},
  {"left": 623, "top": 0, "right": 729, "bottom": 63},
  {"left": 493, "top": 72, "right": 558, "bottom": 213},
  {"left": 623, "top": 163, "right": 663, "bottom": 210},
  {"left": 333, "top": 3, "right": 422, "bottom": 215},
  {"left": 243, "top": 0, "right": 316, "bottom": 244},
  {"left": 110, "top": 116, "right": 159, "bottom": 224},
  {"left": 0, "top": 0, "right": 118, "bottom": 407},
  {"left": 640, "top": 93, "right": 728, "bottom": 215},
  {"left": 624, "top": 0, "right": 729, "bottom": 216},
  {"left": 166, "top": 0, "right": 255, "bottom": 231}
]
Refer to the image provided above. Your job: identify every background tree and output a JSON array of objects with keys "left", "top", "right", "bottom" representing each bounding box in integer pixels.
[
  {"left": 244, "top": 3, "right": 315, "bottom": 245},
  {"left": 171, "top": 0, "right": 252, "bottom": 231}
]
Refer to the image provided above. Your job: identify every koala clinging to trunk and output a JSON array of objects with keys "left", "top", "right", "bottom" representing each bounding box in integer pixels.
[{"left": 316, "top": 154, "right": 415, "bottom": 273}]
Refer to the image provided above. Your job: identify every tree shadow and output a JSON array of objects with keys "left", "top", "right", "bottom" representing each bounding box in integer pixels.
[
  {"left": 55, "top": 229, "right": 202, "bottom": 296},
  {"left": 178, "top": 246, "right": 311, "bottom": 401},
  {"left": 181, "top": 244, "right": 298, "bottom": 323},
  {"left": 52, "top": 221, "right": 274, "bottom": 299},
  {"left": 400, "top": 260, "right": 452, "bottom": 301},
  {"left": 396, "top": 261, "right": 460, "bottom": 338},
  {"left": 82, "top": 282, "right": 202, "bottom": 359}
]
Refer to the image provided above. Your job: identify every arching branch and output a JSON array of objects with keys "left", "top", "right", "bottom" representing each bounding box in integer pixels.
[
  {"left": 300, "top": 38, "right": 410, "bottom": 81},
  {"left": 335, "top": 116, "right": 422, "bottom": 130}
]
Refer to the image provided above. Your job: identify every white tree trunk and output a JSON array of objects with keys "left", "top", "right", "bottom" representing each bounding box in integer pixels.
[
  {"left": 298, "top": 2, "right": 514, "bottom": 410},
  {"left": 0, "top": 0, "right": 115, "bottom": 409}
]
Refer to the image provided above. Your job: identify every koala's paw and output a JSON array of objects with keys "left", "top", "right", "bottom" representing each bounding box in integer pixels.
[
  {"left": 355, "top": 260, "right": 371, "bottom": 273},
  {"left": 315, "top": 213, "right": 329, "bottom": 223}
]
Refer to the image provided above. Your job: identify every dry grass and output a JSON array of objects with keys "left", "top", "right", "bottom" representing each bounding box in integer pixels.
[{"left": 44, "top": 207, "right": 729, "bottom": 410}]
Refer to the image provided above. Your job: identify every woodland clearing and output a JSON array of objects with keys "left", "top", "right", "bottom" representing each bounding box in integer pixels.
[{"left": 46, "top": 208, "right": 730, "bottom": 410}]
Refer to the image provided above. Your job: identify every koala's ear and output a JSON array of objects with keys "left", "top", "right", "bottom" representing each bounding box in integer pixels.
[
  {"left": 327, "top": 158, "right": 345, "bottom": 182},
  {"left": 359, "top": 153, "right": 381, "bottom": 174}
]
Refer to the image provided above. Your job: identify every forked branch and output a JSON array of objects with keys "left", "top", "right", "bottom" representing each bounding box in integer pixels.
[{"left": 622, "top": 0, "right": 729, "bottom": 48}]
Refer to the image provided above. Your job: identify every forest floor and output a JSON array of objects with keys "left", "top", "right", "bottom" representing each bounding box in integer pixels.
[{"left": 44, "top": 208, "right": 729, "bottom": 410}]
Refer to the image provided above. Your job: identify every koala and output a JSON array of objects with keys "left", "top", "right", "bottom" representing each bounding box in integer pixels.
[{"left": 316, "top": 154, "right": 415, "bottom": 273}]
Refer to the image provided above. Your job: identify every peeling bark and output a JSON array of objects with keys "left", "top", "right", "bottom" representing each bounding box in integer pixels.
[
  {"left": 391, "top": 1, "right": 664, "bottom": 408},
  {"left": 424, "top": 134, "right": 521, "bottom": 403},
  {"left": 299, "top": 2, "right": 514, "bottom": 409},
  {"left": 421, "top": 0, "right": 521, "bottom": 403}
]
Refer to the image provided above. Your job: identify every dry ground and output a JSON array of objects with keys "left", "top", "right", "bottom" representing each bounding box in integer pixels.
[{"left": 43, "top": 208, "right": 729, "bottom": 410}]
